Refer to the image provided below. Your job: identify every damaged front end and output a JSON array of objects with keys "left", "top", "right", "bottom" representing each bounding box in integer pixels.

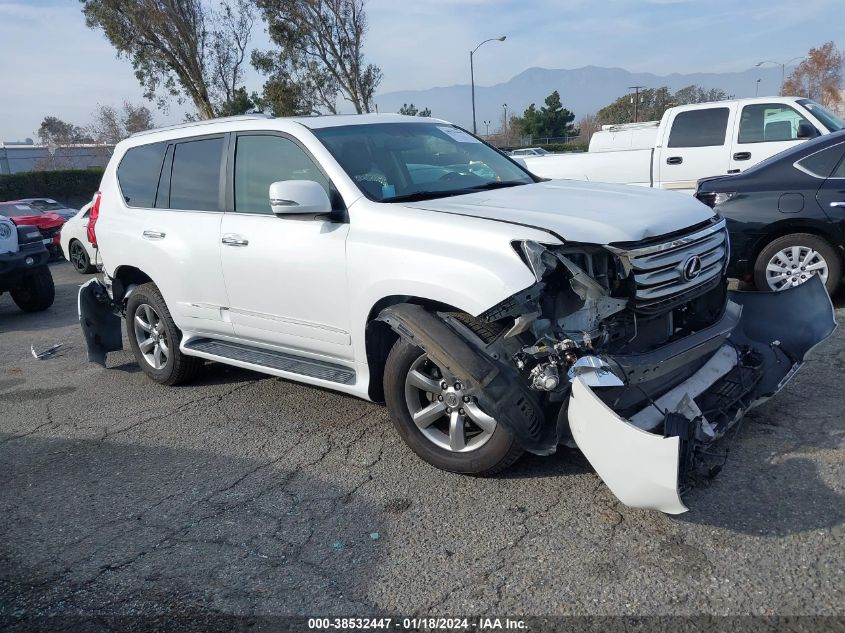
[{"left": 381, "top": 218, "right": 836, "bottom": 513}]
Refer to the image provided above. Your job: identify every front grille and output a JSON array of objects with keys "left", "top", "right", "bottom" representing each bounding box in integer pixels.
[{"left": 610, "top": 219, "right": 728, "bottom": 312}]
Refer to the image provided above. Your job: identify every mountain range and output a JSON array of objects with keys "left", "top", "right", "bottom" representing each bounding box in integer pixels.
[{"left": 373, "top": 65, "right": 794, "bottom": 130}]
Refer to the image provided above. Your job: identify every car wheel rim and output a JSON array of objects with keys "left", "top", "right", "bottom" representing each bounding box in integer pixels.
[
  {"left": 765, "top": 246, "right": 829, "bottom": 291},
  {"left": 403, "top": 352, "right": 497, "bottom": 453},
  {"left": 70, "top": 243, "right": 87, "bottom": 272},
  {"left": 133, "top": 303, "right": 169, "bottom": 370}
]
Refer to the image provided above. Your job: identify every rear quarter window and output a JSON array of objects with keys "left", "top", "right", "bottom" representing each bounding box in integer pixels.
[
  {"left": 117, "top": 143, "right": 167, "bottom": 208},
  {"left": 667, "top": 108, "right": 730, "bottom": 148}
]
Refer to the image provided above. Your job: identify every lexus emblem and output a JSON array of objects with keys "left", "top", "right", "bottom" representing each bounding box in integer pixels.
[{"left": 682, "top": 255, "right": 703, "bottom": 281}]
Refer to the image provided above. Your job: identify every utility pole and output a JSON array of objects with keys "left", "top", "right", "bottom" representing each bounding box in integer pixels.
[
  {"left": 755, "top": 78, "right": 761, "bottom": 97},
  {"left": 628, "top": 86, "right": 645, "bottom": 123},
  {"left": 502, "top": 104, "right": 508, "bottom": 144}
]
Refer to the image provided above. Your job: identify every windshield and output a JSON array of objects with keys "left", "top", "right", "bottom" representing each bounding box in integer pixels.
[
  {"left": 312, "top": 122, "right": 535, "bottom": 202},
  {"left": 798, "top": 99, "right": 844, "bottom": 132},
  {"left": 0, "top": 204, "right": 41, "bottom": 218},
  {"left": 30, "top": 200, "right": 63, "bottom": 211}
]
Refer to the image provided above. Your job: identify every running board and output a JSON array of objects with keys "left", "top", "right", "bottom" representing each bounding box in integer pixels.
[{"left": 184, "top": 338, "right": 356, "bottom": 385}]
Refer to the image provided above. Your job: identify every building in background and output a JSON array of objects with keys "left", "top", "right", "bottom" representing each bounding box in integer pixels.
[{"left": 0, "top": 142, "right": 113, "bottom": 175}]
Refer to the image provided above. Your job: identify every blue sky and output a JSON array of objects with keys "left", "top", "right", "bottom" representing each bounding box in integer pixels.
[{"left": 0, "top": 0, "right": 842, "bottom": 140}]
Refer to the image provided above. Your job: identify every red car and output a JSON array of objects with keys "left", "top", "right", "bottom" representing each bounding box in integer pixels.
[{"left": 0, "top": 202, "right": 65, "bottom": 259}]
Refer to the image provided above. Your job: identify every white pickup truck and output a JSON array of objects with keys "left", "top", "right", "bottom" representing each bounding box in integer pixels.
[{"left": 522, "top": 97, "right": 845, "bottom": 193}]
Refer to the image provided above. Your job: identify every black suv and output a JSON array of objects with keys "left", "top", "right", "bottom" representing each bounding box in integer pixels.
[{"left": 0, "top": 215, "right": 55, "bottom": 312}]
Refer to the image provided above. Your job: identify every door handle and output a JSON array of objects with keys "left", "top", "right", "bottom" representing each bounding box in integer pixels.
[
  {"left": 727, "top": 169, "right": 740, "bottom": 174},
  {"left": 221, "top": 234, "right": 249, "bottom": 247},
  {"left": 733, "top": 152, "right": 752, "bottom": 161},
  {"left": 142, "top": 230, "right": 166, "bottom": 240},
  {"left": 666, "top": 156, "right": 683, "bottom": 165},
  {"left": 830, "top": 201, "right": 845, "bottom": 208}
]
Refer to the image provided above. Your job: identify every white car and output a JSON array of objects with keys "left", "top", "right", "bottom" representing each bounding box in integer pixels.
[
  {"left": 509, "top": 147, "right": 549, "bottom": 157},
  {"left": 59, "top": 202, "right": 96, "bottom": 274},
  {"left": 523, "top": 97, "right": 845, "bottom": 193},
  {"left": 78, "top": 113, "right": 834, "bottom": 514}
]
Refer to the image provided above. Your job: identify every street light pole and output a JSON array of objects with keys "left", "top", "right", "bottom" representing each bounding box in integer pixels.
[
  {"left": 755, "top": 78, "right": 761, "bottom": 97},
  {"left": 483, "top": 120, "right": 490, "bottom": 136},
  {"left": 755, "top": 57, "right": 805, "bottom": 95},
  {"left": 470, "top": 36, "right": 506, "bottom": 135}
]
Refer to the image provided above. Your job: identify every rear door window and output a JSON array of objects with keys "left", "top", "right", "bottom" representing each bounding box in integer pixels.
[
  {"left": 738, "top": 104, "right": 812, "bottom": 144},
  {"left": 117, "top": 142, "right": 167, "bottom": 208},
  {"left": 667, "top": 108, "right": 730, "bottom": 148},
  {"left": 795, "top": 143, "right": 845, "bottom": 178},
  {"left": 169, "top": 137, "right": 224, "bottom": 211}
]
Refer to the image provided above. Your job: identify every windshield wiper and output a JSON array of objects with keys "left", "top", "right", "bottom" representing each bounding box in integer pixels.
[
  {"left": 383, "top": 190, "right": 471, "bottom": 203},
  {"left": 383, "top": 181, "right": 529, "bottom": 203},
  {"left": 466, "top": 180, "right": 529, "bottom": 191}
]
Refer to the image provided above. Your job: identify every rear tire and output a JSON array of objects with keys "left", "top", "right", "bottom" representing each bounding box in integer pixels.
[
  {"left": 68, "top": 240, "right": 95, "bottom": 274},
  {"left": 753, "top": 233, "right": 840, "bottom": 294},
  {"left": 125, "top": 283, "right": 201, "bottom": 386},
  {"left": 10, "top": 266, "right": 55, "bottom": 312},
  {"left": 383, "top": 313, "right": 523, "bottom": 476}
]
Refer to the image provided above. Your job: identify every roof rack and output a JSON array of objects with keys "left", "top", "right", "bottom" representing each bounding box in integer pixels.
[{"left": 129, "top": 113, "right": 274, "bottom": 138}]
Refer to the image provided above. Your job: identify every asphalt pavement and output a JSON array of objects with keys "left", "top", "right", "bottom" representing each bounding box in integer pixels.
[{"left": 1, "top": 262, "right": 843, "bottom": 626}]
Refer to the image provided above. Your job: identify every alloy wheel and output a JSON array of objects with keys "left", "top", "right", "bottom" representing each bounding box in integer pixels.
[
  {"left": 133, "top": 303, "right": 169, "bottom": 370},
  {"left": 403, "top": 353, "right": 497, "bottom": 452},
  {"left": 765, "top": 246, "right": 829, "bottom": 291},
  {"left": 69, "top": 242, "right": 88, "bottom": 273}
]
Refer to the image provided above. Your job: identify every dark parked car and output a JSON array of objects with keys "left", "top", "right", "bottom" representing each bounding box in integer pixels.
[{"left": 696, "top": 129, "right": 845, "bottom": 293}]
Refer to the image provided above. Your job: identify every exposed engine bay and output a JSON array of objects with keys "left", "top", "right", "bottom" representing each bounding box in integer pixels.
[{"left": 379, "top": 220, "right": 836, "bottom": 513}]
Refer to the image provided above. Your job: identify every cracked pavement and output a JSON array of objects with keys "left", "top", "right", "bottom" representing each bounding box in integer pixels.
[{"left": 1, "top": 262, "right": 843, "bottom": 624}]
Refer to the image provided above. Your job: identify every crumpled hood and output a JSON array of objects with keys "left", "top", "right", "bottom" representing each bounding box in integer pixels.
[{"left": 403, "top": 179, "right": 716, "bottom": 244}]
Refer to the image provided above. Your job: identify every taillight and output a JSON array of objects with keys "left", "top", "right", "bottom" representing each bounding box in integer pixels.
[{"left": 87, "top": 192, "right": 101, "bottom": 246}]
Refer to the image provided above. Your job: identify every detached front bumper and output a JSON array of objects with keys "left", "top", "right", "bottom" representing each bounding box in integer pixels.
[{"left": 568, "top": 275, "right": 836, "bottom": 514}]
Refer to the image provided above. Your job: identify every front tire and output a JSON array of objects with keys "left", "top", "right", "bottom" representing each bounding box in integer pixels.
[
  {"left": 10, "top": 266, "right": 55, "bottom": 312},
  {"left": 125, "top": 283, "right": 201, "bottom": 386},
  {"left": 754, "top": 233, "right": 841, "bottom": 294},
  {"left": 384, "top": 336, "right": 523, "bottom": 476}
]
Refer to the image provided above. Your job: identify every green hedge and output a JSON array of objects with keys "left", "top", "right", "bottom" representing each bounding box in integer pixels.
[{"left": 0, "top": 169, "right": 104, "bottom": 202}]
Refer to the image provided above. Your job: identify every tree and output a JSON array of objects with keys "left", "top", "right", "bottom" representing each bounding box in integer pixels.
[
  {"left": 89, "top": 102, "right": 155, "bottom": 144},
  {"left": 397, "top": 103, "right": 431, "bottom": 117},
  {"left": 217, "top": 87, "right": 256, "bottom": 117},
  {"left": 673, "top": 85, "right": 732, "bottom": 105},
  {"left": 122, "top": 102, "right": 155, "bottom": 135},
  {"left": 782, "top": 41, "right": 844, "bottom": 107},
  {"left": 596, "top": 85, "right": 733, "bottom": 124},
  {"left": 37, "top": 117, "right": 89, "bottom": 146},
  {"left": 512, "top": 91, "right": 577, "bottom": 139},
  {"left": 577, "top": 113, "right": 601, "bottom": 143},
  {"left": 254, "top": 0, "right": 382, "bottom": 114},
  {"left": 80, "top": 0, "right": 255, "bottom": 119},
  {"left": 250, "top": 74, "right": 317, "bottom": 116}
]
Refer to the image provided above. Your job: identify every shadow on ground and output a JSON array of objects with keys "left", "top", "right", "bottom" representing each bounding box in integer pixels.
[{"left": 0, "top": 435, "right": 385, "bottom": 625}]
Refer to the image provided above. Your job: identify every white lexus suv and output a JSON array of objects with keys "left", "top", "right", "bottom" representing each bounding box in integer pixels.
[{"left": 79, "top": 113, "right": 835, "bottom": 513}]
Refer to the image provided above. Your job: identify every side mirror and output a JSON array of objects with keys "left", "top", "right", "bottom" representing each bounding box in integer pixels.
[
  {"left": 269, "top": 180, "right": 332, "bottom": 216},
  {"left": 797, "top": 121, "right": 819, "bottom": 140}
]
